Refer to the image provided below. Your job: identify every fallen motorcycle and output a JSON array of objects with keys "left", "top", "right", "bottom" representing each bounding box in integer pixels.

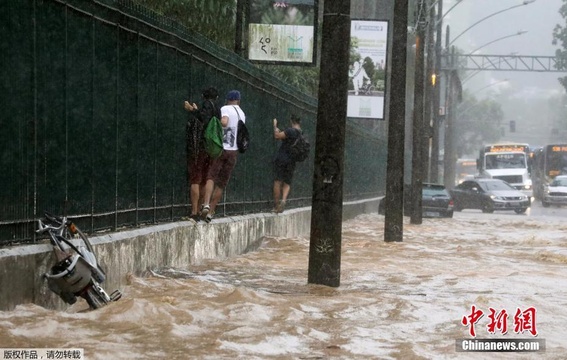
[{"left": 37, "top": 212, "right": 121, "bottom": 310}]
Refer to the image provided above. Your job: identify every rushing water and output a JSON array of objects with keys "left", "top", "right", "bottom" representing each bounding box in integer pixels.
[{"left": 1, "top": 212, "right": 567, "bottom": 359}]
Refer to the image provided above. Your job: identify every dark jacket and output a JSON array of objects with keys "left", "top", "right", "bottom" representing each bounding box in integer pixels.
[{"left": 187, "top": 100, "right": 221, "bottom": 156}]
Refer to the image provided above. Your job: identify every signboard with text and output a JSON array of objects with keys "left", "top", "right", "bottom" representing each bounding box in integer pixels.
[
  {"left": 347, "top": 19, "right": 389, "bottom": 120},
  {"left": 247, "top": 0, "right": 318, "bottom": 65}
]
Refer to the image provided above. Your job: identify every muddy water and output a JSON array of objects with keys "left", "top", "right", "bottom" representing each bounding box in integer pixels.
[{"left": 1, "top": 212, "right": 567, "bottom": 359}]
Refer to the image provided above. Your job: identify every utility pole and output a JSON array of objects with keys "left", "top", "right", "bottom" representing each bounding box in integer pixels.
[
  {"left": 308, "top": 0, "right": 351, "bottom": 287},
  {"left": 410, "top": 0, "right": 426, "bottom": 225},
  {"left": 424, "top": 0, "right": 435, "bottom": 182},
  {"left": 430, "top": 0, "right": 443, "bottom": 183},
  {"left": 235, "top": 0, "right": 246, "bottom": 56},
  {"left": 443, "top": 46, "right": 456, "bottom": 189},
  {"left": 384, "top": 0, "right": 409, "bottom": 242}
]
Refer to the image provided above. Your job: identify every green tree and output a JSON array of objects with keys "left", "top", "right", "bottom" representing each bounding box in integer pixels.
[
  {"left": 134, "top": 0, "right": 237, "bottom": 49},
  {"left": 250, "top": 0, "right": 315, "bottom": 25},
  {"left": 552, "top": 0, "right": 567, "bottom": 90},
  {"left": 361, "top": 56, "right": 375, "bottom": 82},
  {"left": 134, "top": 0, "right": 320, "bottom": 96},
  {"left": 454, "top": 92, "right": 505, "bottom": 157},
  {"left": 548, "top": 93, "right": 567, "bottom": 134},
  {"left": 258, "top": 64, "right": 320, "bottom": 95},
  {"left": 349, "top": 37, "right": 361, "bottom": 65}
]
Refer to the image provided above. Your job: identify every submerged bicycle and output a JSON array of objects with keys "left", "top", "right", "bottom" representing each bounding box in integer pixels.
[{"left": 37, "top": 212, "right": 122, "bottom": 310}]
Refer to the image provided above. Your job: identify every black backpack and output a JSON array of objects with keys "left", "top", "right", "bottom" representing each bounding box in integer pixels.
[
  {"left": 233, "top": 106, "right": 250, "bottom": 153},
  {"left": 237, "top": 120, "right": 250, "bottom": 153},
  {"left": 290, "top": 131, "right": 310, "bottom": 162}
]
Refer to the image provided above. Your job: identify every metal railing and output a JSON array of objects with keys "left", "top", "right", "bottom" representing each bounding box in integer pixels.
[{"left": 0, "top": 0, "right": 386, "bottom": 246}]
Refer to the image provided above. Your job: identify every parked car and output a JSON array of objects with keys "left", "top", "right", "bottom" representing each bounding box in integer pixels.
[
  {"left": 378, "top": 183, "right": 454, "bottom": 218},
  {"left": 542, "top": 175, "right": 567, "bottom": 207},
  {"left": 450, "top": 178, "right": 530, "bottom": 214}
]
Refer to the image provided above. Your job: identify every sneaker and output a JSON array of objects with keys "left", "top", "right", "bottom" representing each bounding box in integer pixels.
[
  {"left": 182, "top": 214, "right": 199, "bottom": 224},
  {"left": 200, "top": 205, "right": 210, "bottom": 220},
  {"left": 205, "top": 214, "right": 213, "bottom": 223}
]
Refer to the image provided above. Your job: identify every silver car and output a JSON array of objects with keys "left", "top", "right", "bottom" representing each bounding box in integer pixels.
[
  {"left": 450, "top": 178, "right": 530, "bottom": 214},
  {"left": 542, "top": 175, "right": 567, "bottom": 207}
]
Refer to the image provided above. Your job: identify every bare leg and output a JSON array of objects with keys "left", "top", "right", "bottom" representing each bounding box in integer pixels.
[
  {"left": 210, "top": 186, "right": 224, "bottom": 214},
  {"left": 282, "top": 182, "right": 291, "bottom": 202},
  {"left": 202, "top": 179, "right": 215, "bottom": 207},
  {"left": 199, "top": 183, "right": 206, "bottom": 208},
  {"left": 190, "top": 183, "right": 200, "bottom": 215},
  {"left": 273, "top": 180, "right": 282, "bottom": 209}
]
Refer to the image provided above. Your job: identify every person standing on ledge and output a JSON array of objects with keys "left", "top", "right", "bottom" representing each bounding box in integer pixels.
[
  {"left": 200, "top": 90, "right": 246, "bottom": 223},
  {"left": 184, "top": 86, "right": 220, "bottom": 224},
  {"left": 272, "top": 114, "right": 302, "bottom": 213}
]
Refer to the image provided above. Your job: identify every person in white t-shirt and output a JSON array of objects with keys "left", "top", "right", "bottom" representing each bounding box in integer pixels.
[
  {"left": 350, "top": 61, "right": 370, "bottom": 96},
  {"left": 200, "top": 90, "right": 246, "bottom": 223}
]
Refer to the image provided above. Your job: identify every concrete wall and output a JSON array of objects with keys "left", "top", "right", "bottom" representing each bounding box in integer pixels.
[{"left": 0, "top": 198, "right": 380, "bottom": 311}]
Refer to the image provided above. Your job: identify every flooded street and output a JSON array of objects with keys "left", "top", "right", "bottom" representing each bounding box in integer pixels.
[{"left": 1, "top": 211, "right": 567, "bottom": 359}]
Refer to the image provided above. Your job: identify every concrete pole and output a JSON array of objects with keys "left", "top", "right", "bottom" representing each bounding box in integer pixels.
[
  {"left": 307, "top": 0, "right": 351, "bottom": 287},
  {"left": 384, "top": 0, "right": 409, "bottom": 242},
  {"left": 443, "top": 46, "right": 456, "bottom": 189},
  {"left": 410, "top": 0, "right": 425, "bottom": 225},
  {"left": 429, "top": 0, "right": 443, "bottom": 183},
  {"left": 424, "top": 1, "right": 435, "bottom": 183}
]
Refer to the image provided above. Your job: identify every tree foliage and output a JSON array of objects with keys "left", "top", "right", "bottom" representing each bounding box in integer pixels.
[
  {"left": 552, "top": 0, "right": 567, "bottom": 91},
  {"left": 133, "top": 0, "right": 320, "bottom": 96},
  {"left": 250, "top": 0, "right": 315, "bottom": 25},
  {"left": 454, "top": 91, "right": 505, "bottom": 158},
  {"left": 134, "top": 0, "right": 237, "bottom": 49}
]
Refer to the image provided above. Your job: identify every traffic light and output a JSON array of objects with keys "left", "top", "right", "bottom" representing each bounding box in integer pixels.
[{"left": 509, "top": 120, "right": 516, "bottom": 133}]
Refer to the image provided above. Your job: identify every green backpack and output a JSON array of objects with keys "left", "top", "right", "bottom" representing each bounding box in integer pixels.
[{"left": 204, "top": 116, "right": 224, "bottom": 159}]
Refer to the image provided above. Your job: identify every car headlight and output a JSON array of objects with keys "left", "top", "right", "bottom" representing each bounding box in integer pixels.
[
  {"left": 524, "top": 185, "right": 532, "bottom": 190},
  {"left": 490, "top": 195, "right": 505, "bottom": 200}
]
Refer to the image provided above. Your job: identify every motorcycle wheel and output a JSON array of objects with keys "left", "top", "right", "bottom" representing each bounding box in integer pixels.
[{"left": 83, "top": 283, "right": 111, "bottom": 310}]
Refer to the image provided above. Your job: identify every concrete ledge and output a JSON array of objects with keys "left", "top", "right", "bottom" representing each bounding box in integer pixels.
[{"left": 0, "top": 198, "right": 380, "bottom": 311}]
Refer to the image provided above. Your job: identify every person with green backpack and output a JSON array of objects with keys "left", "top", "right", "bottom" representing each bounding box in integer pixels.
[
  {"left": 184, "top": 86, "right": 221, "bottom": 224},
  {"left": 200, "top": 90, "right": 246, "bottom": 223}
]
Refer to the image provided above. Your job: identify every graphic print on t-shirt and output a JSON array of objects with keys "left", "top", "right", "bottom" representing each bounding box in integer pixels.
[{"left": 223, "top": 126, "right": 236, "bottom": 147}]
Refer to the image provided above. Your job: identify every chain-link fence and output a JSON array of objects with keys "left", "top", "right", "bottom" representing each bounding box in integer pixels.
[{"left": 0, "top": 0, "right": 386, "bottom": 246}]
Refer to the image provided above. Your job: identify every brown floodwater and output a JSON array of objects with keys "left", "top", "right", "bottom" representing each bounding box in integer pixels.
[{"left": 1, "top": 212, "right": 566, "bottom": 359}]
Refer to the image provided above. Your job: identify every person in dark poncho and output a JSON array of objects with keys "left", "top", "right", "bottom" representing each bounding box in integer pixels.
[{"left": 184, "top": 86, "right": 221, "bottom": 223}]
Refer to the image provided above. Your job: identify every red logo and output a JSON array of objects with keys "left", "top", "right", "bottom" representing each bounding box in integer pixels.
[{"left": 462, "top": 305, "right": 538, "bottom": 337}]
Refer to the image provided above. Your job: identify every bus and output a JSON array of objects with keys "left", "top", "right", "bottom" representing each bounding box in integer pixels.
[
  {"left": 455, "top": 158, "right": 477, "bottom": 185},
  {"left": 532, "top": 144, "right": 567, "bottom": 200},
  {"left": 477, "top": 143, "right": 532, "bottom": 197}
]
